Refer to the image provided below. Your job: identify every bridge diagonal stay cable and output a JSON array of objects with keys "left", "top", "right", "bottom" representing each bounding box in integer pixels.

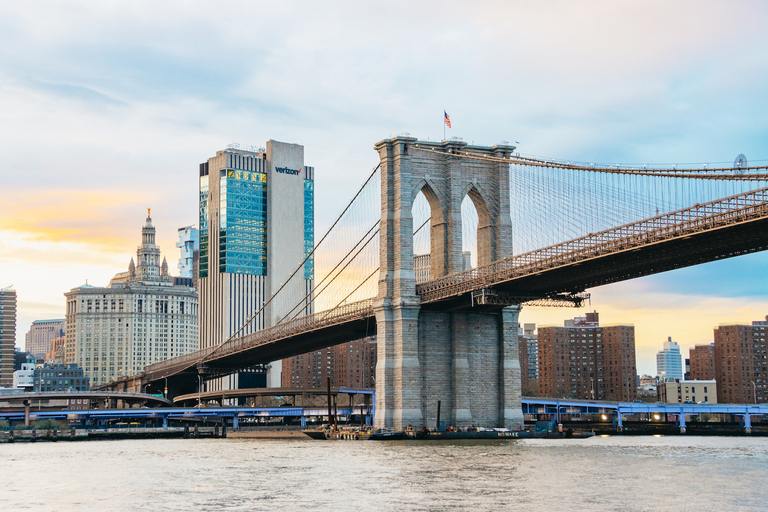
[
  {"left": 320, "top": 267, "right": 380, "bottom": 321},
  {"left": 283, "top": 219, "right": 380, "bottom": 322},
  {"left": 207, "top": 163, "right": 381, "bottom": 359}
]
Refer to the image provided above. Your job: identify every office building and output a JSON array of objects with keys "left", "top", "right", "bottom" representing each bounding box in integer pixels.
[
  {"left": 0, "top": 286, "right": 17, "bottom": 387},
  {"left": 538, "top": 311, "right": 637, "bottom": 401},
  {"left": 198, "top": 141, "right": 314, "bottom": 389},
  {"left": 25, "top": 319, "right": 65, "bottom": 359},
  {"left": 658, "top": 379, "right": 717, "bottom": 404},
  {"left": 656, "top": 337, "right": 683, "bottom": 381},
  {"left": 13, "top": 361, "right": 90, "bottom": 392},
  {"left": 64, "top": 212, "right": 198, "bottom": 387},
  {"left": 714, "top": 318, "right": 768, "bottom": 404},
  {"left": 689, "top": 343, "right": 715, "bottom": 380},
  {"left": 176, "top": 225, "right": 199, "bottom": 279}
]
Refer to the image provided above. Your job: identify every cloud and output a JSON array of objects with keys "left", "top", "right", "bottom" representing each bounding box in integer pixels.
[{"left": 1, "top": 0, "right": 767, "bottom": 368}]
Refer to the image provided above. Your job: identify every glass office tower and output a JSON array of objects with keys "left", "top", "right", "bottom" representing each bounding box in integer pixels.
[{"left": 198, "top": 141, "right": 314, "bottom": 390}]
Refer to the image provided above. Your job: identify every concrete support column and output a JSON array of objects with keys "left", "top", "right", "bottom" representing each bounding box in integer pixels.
[
  {"left": 24, "top": 400, "right": 30, "bottom": 427},
  {"left": 744, "top": 413, "right": 752, "bottom": 434},
  {"left": 451, "top": 313, "right": 472, "bottom": 426},
  {"left": 162, "top": 415, "right": 168, "bottom": 428},
  {"left": 678, "top": 413, "right": 687, "bottom": 434},
  {"left": 499, "top": 307, "right": 523, "bottom": 429},
  {"left": 233, "top": 415, "right": 239, "bottom": 430}
]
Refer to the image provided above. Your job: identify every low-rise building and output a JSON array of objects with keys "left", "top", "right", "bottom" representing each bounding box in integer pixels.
[
  {"left": 12, "top": 362, "right": 36, "bottom": 389},
  {"left": 658, "top": 379, "right": 717, "bottom": 404},
  {"left": 33, "top": 364, "right": 89, "bottom": 392}
]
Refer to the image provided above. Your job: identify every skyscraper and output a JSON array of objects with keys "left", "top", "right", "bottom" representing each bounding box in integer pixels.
[
  {"left": 538, "top": 312, "right": 637, "bottom": 401},
  {"left": 0, "top": 286, "right": 17, "bottom": 387},
  {"left": 656, "top": 337, "right": 683, "bottom": 381},
  {"left": 198, "top": 141, "right": 314, "bottom": 389},
  {"left": 176, "top": 226, "right": 199, "bottom": 279},
  {"left": 64, "top": 212, "right": 198, "bottom": 387},
  {"left": 25, "top": 319, "right": 65, "bottom": 359}
]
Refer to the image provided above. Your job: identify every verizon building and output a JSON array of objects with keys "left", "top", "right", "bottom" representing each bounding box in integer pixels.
[{"left": 198, "top": 140, "right": 314, "bottom": 389}]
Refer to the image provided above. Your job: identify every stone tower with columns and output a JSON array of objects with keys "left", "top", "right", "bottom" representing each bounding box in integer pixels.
[{"left": 373, "top": 136, "right": 523, "bottom": 431}]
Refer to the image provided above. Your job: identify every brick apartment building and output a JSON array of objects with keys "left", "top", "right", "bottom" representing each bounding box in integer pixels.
[
  {"left": 714, "top": 318, "right": 768, "bottom": 404},
  {"left": 282, "top": 336, "right": 376, "bottom": 389},
  {"left": 538, "top": 312, "right": 637, "bottom": 401}
]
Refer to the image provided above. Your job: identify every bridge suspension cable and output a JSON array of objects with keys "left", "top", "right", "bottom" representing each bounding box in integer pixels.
[{"left": 411, "top": 145, "right": 768, "bottom": 180}]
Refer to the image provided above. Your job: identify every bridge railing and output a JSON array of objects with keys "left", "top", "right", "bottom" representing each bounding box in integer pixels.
[
  {"left": 417, "top": 187, "right": 768, "bottom": 302},
  {"left": 204, "top": 299, "right": 376, "bottom": 362},
  {"left": 145, "top": 299, "right": 375, "bottom": 379}
]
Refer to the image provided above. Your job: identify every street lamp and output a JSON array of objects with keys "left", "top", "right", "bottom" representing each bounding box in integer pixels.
[
  {"left": 197, "top": 375, "right": 203, "bottom": 408},
  {"left": 750, "top": 381, "right": 757, "bottom": 405},
  {"left": 164, "top": 377, "right": 168, "bottom": 399}
]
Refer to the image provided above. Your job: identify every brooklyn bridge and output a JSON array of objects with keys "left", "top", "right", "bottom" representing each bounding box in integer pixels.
[{"left": 103, "top": 136, "right": 768, "bottom": 431}]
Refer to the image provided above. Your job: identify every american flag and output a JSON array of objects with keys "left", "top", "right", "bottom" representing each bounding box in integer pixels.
[{"left": 444, "top": 111, "right": 451, "bottom": 128}]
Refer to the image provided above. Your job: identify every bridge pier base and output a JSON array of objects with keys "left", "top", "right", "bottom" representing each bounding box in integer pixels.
[{"left": 375, "top": 306, "right": 524, "bottom": 431}]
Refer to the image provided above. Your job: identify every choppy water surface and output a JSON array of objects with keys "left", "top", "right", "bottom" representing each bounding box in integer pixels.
[{"left": 2, "top": 436, "right": 768, "bottom": 511}]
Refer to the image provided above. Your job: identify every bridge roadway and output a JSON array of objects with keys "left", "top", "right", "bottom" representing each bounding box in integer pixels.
[
  {"left": 2, "top": 397, "right": 766, "bottom": 432},
  {"left": 172, "top": 386, "right": 374, "bottom": 407},
  {"left": 0, "top": 390, "right": 171, "bottom": 407},
  {"left": 140, "top": 187, "right": 768, "bottom": 387},
  {"left": 523, "top": 397, "right": 768, "bottom": 432}
]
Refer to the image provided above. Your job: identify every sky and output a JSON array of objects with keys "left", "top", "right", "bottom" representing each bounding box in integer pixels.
[{"left": 1, "top": 1, "right": 767, "bottom": 375}]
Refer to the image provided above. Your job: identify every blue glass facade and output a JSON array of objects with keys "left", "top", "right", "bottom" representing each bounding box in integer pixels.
[
  {"left": 199, "top": 175, "right": 209, "bottom": 278},
  {"left": 219, "top": 169, "right": 268, "bottom": 275},
  {"left": 304, "top": 178, "right": 314, "bottom": 280}
]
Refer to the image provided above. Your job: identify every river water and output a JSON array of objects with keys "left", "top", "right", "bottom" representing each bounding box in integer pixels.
[{"left": 2, "top": 435, "right": 767, "bottom": 511}]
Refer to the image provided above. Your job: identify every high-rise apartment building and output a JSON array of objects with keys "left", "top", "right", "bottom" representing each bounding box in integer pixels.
[
  {"left": 281, "top": 337, "right": 376, "bottom": 389},
  {"left": 714, "top": 318, "right": 768, "bottom": 404},
  {"left": 656, "top": 337, "right": 683, "bottom": 381},
  {"left": 198, "top": 141, "right": 314, "bottom": 389},
  {"left": 538, "top": 312, "right": 637, "bottom": 401},
  {"left": 64, "top": 213, "right": 198, "bottom": 387},
  {"left": 0, "top": 286, "right": 17, "bottom": 387},
  {"left": 25, "top": 319, "right": 65, "bottom": 359},
  {"left": 689, "top": 343, "right": 715, "bottom": 380},
  {"left": 176, "top": 225, "right": 199, "bottom": 279}
]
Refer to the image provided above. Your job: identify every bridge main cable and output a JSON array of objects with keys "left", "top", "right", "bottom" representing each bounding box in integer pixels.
[{"left": 410, "top": 145, "right": 768, "bottom": 180}]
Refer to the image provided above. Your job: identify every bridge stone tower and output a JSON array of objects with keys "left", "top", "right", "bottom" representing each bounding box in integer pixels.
[{"left": 374, "top": 135, "right": 524, "bottom": 430}]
